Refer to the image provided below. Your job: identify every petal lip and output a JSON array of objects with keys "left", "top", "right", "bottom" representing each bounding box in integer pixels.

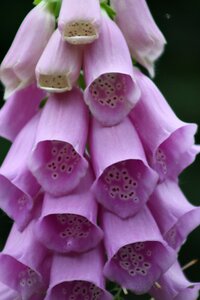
[
  {"left": 29, "top": 140, "right": 89, "bottom": 196},
  {"left": 35, "top": 212, "right": 104, "bottom": 254}
]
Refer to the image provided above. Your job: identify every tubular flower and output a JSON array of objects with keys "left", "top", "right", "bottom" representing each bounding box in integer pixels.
[
  {"left": 84, "top": 14, "right": 141, "bottom": 126},
  {"left": 110, "top": 0, "right": 166, "bottom": 77},
  {"left": 0, "top": 1, "right": 199, "bottom": 300},
  {"left": 130, "top": 68, "right": 199, "bottom": 182},
  {"left": 0, "top": 113, "right": 41, "bottom": 230},
  {"left": 45, "top": 247, "right": 113, "bottom": 300},
  {"left": 148, "top": 180, "right": 200, "bottom": 251},
  {"left": 58, "top": 0, "right": 102, "bottom": 44},
  {"left": 90, "top": 117, "right": 158, "bottom": 218},
  {"left": 36, "top": 29, "right": 82, "bottom": 92},
  {"left": 0, "top": 222, "right": 51, "bottom": 299},
  {"left": 35, "top": 167, "right": 103, "bottom": 254},
  {"left": 150, "top": 261, "right": 200, "bottom": 300},
  {"left": 0, "top": 84, "right": 45, "bottom": 142},
  {"left": 0, "top": 1, "right": 55, "bottom": 98},
  {"left": 101, "top": 207, "right": 176, "bottom": 294},
  {"left": 29, "top": 89, "right": 89, "bottom": 196}
]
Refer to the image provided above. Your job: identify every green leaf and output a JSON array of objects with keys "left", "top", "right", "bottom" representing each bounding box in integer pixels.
[{"left": 100, "top": 2, "right": 116, "bottom": 19}]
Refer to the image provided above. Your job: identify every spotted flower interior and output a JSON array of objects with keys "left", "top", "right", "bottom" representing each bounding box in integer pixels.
[
  {"left": 50, "top": 281, "right": 103, "bottom": 300},
  {"left": 30, "top": 141, "right": 86, "bottom": 196},
  {"left": 37, "top": 213, "right": 102, "bottom": 253}
]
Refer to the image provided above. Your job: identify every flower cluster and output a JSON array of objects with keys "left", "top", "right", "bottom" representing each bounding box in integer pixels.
[{"left": 0, "top": 0, "right": 199, "bottom": 299}]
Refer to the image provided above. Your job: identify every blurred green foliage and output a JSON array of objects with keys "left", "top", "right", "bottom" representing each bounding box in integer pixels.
[{"left": 0, "top": 1, "right": 200, "bottom": 299}]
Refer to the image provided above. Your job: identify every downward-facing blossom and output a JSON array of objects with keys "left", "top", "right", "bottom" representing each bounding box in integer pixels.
[
  {"left": 58, "top": 0, "right": 102, "bottom": 44},
  {"left": 110, "top": 0, "right": 166, "bottom": 77},
  {"left": 36, "top": 29, "right": 82, "bottom": 92},
  {"left": 130, "top": 69, "right": 198, "bottom": 182},
  {"left": 35, "top": 167, "right": 103, "bottom": 254},
  {"left": 0, "top": 113, "right": 41, "bottom": 230},
  {"left": 45, "top": 247, "right": 113, "bottom": 300},
  {"left": 148, "top": 180, "right": 200, "bottom": 250},
  {"left": 101, "top": 207, "right": 176, "bottom": 294},
  {"left": 90, "top": 117, "right": 158, "bottom": 218},
  {"left": 0, "top": 84, "right": 45, "bottom": 142},
  {"left": 29, "top": 89, "right": 89, "bottom": 196},
  {"left": 84, "top": 14, "right": 141, "bottom": 126},
  {"left": 0, "top": 1, "right": 55, "bottom": 98},
  {"left": 150, "top": 261, "right": 200, "bottom": 300},
  {"left": 0, "top": 222, "right": 51, "bottom": 299}
]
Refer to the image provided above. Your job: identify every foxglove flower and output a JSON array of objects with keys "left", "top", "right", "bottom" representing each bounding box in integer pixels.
[
  {"left": 0, "top": 84, "right": 45, "bottom": 142},
  {"left": 130, "top": 69, "right": 198, "bottom": 182},
  {"left": 150, "top": 261, "right": 200, "bottom": 300},
  {"left": 36, "top": 29, "right": 82, "bottom": 92},
  {"left": 90, "top": 117, "right": 158, "bottom": 218},
  {"left": 58, "top": 0, "right": 101, "bottom": 44},
  {"left": 35, "top": 167, "right": 103, "bottom": 253},
  {"left": 110, "top": 0, "right": 166, "bottom": 77},
  {"left": 0, "top": 222, "right": 51, "bottom": 299},
  {"left": 84, "top": 14, "right": 141, "bottom": 126},
  {"left": 45, "top": 246, "right": 112, "bottom": 300},
  {"left": 148, "top": 180, "right": 200, "bottom": 250},
  {"left": 0, "top": 1, "right": 55, "bottom": 98},
  {"left": 101, "top": 206, "right": 176, "bottom": 294},
  {"left": 29, "top": 89, "right": 89, "bottom": 196},
  {"left": 0, "top": 113, "right": 41, "bottom": 230}
]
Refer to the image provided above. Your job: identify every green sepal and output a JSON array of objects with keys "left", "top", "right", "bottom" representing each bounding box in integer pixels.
[
  {"left": 78, "top": 71, "right": 86, "bottom": 90},
  {"left": 33, "top": 0, "right": 61, "bottom": 18},
  {"left": 100, "top": 1, "right": 116, "bottom": 20},
  {"left": 47, "top": 0, "right": 61, "bottom": 18},
  {"left": 39, "top": 96, "right": 48, "bottom": 109}
]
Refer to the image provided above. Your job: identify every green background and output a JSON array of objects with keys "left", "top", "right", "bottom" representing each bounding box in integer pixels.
[{"left": 0, "top": 1, "right": 200, "bottom": 299}]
